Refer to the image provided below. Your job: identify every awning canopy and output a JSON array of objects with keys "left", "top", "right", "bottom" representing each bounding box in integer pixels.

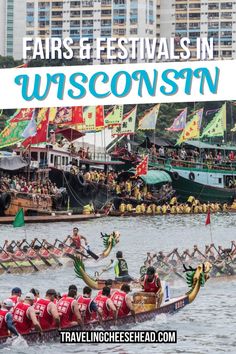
[
  {"left": 55, "top": 128, "right": 85, "bottom": 142},
  {"left": 184, "top": 140, "right": 236, "bottom": 151},
  {"left": 118, "top": 169, "right": 171, "bottom": 185},
  {"left": 0, "top": 156, "right": 29, "bottom": 171}
]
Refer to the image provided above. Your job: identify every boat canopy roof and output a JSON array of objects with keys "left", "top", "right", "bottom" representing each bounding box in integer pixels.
[
  {"left": 119, "top": 169, "right": 171, "bottom": 185},
  {"left": 184, "top": 140, "right": 236, "bottom": 151},
  {"left": 0, "top": 156, "right": 28, "bottom": 171}
]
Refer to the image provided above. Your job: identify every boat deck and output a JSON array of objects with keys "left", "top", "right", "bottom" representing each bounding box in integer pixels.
[{"left": 0, "top": 213, "right": 104, "bottom": 224}]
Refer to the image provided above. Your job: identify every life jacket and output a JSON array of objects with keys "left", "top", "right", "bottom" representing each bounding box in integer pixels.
[
  {"left": 155, "top": 206, "right": 161, "bottom": 214},
  {"left": 27, "top": 249, "right": 37, "bottom": 259},
  {"left": 13, "top": 302, "right": 32, "bottom": 334},
  {"left": 117, "top": 258, "right": 128, "bottom": 276},
  {"left": 34, "top": 298, "right": 55, "bottom": 330},
  {"left": 111, "top": 290, "right": 130, "bottom": 317},
  {"left": 39, "top": 249, "right": 51, "bottom": 258},
  {"left": 93, "top": 294, "right": 111, "bottom": 320},
  {"left": 57, "top": 296, "right": 75, "bottom": 328},
  {"left": 13, "top": 250, "right": 25, "bottom": 260},
  {"left": 143, "top": 274, "right": 160, "bottom": 293},
  {"left": 0, "top": 252, "right": 11, "bottom": 261},
  {"left": 72, "top": 236, "right": 81, "bottom": 249},
  {"left": 0, "top": 309, "right": 9, "bottom": 337},
  {"left": 77, "top": 296, "right": 93, "bottom": 323}
]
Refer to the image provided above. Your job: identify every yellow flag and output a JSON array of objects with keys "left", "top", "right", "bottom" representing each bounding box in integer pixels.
[{"left": 176, "top": 109, "right": 203, "bottom": 145}]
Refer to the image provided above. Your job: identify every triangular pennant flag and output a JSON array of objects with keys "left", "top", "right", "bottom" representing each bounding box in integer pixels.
[
  {"left": 112, "top": 106, "right": 137, "bottom": 136},
  {"left": 10, "top": 108, "right": 34, "bottom": 123},
  {"left": 176, "top": 109, "right": 203, "bottom": 145},
  {"left": 22, "top": 110, "right": 37, "bottom": 139},
  {"left": 13, "top": 208, "right": 25, "bottom": 228},
  {"left": 166, "top": 108, "right": 187, "bottom": 132},
  {"left": 22, "top": 108, "right": 49, "bottom": 147},
  {"left": 205, "top": 210, "right": 211, "bottom": 226},
  {"left": 104, "top": 105, "right": 123, "bottom": 127},
  {"left": 138, "top": 104, "right": 160, "bottom": 130},
  {"left": 201, "top": 104, "right": 226, "bottom": 138}
]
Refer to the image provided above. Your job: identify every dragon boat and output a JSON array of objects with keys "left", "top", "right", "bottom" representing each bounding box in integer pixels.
[
  {"left": 0, "top": 233, "right": 120, "bottom": 275},
  {"left": 0, "top": 262, "right": 212, "bottom": 345}
]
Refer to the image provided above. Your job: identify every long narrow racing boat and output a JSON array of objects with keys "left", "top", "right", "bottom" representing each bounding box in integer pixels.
[
  {"left": 0, "top": 232, "right": 120, "bottom": 275},
  {"left": 0, "top": 262, "right": 212, "bottom": 345}
]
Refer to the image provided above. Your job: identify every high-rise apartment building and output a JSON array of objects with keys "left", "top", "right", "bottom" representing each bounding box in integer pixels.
[
  {"left": 0, "top": 0, "right": 26, "bottom": 58},
  {"left": 161, "top": 0, "right": 236, "bottom": 60}
]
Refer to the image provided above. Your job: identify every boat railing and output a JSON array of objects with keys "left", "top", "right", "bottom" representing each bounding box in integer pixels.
[{"left": 149, "top": 155, "right": 236, "bottom": 172}]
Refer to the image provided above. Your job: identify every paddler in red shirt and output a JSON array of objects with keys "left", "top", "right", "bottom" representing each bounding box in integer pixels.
[
  {"left": 0, "top": 299, "right": 19, "bottom": 338},
  {"left": 77, "top": 286, "right": 103, "bottom": 324},
  {"left": 142, "top": 266, "right": 163, "bottom": 307},
  {"left": 57, "top": 287, "right": 83, "bottom": 328},
  {"left": 13, "top": 293, "right": 42, "bottom": 335},
  {"left": 70, "top": 227, "right": 88, "bottom": 251},
  {"left": 93, "top": 287, "right": 117, "bottom": 321},
  {"left": 111, "top": 284, "right": 135, "bottom": 319},
  {"left": 9, "top": 287, "right": 22, "bottom": 306},
  {"left": 34, "top": 289, "right": 60, "bottom": 330}
]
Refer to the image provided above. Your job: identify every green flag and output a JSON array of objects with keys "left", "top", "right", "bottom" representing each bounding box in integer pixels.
[
  {"left": 0, "top": 120, "right": 28, "bottom": 149},
  {"left": 104, "top": 105, "right": 123, "bottom": 127},
  {"left": 201, "top": 103, "right": 226, "bottom": 138},
  {"left": 13, "top": 208, "right": 25, "bottom": 228}
]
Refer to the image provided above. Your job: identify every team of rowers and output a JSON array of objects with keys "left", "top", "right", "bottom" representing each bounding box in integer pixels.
[
  {"left": 118, "top": 196, "right": 229, "bottom": 215},
  {"left": 0, "top": 265, "right": 162, "bottom": 339}
]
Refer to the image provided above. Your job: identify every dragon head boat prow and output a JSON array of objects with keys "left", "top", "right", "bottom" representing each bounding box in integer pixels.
[
  {"left": 101, "top": 231, "right": 120, "bottom": 258},
  {"left": 184, "top": 261, "right": 212, "bottom": 303}
]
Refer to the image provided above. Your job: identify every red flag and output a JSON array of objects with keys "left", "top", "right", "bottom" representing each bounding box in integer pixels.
[
  {"left": 205, "top": 210, "right": 211, "bottom": 226},
  {"left": 10, "top": 108, "right": 34, "bottom": 123},
  {"left": 16, "top": 63, "right": 28, "bottom": 68},
  {"left": 72, "top": 106, "right": 84, "bottom": 125},
  {"left": 22, "top": 108, "right": 49, "bottom": 147},
  {"left": 95, "top": 105, "right": 104, "bottom": 131},
  {"left": 135, "top": 155, "right": 148, "bottom": 177}
]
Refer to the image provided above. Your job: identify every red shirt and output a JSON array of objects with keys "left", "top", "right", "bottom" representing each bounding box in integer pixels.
[
  {"left": 77, "top": 296, "right": 93, "bottom": 323},
  {"left": 34, "top": 298, "right": 55, "bottom": 330},
  {"left": 13, "top": 303, "right": 32, "bottom": 334},
  {"left": 0, "top": 309, "right": 9, "bottom": 337},
  {"left": 9, "top": 295, "right": 20, "bottom": 306},
  {"left": 111, "top": 290, "right": 130, "bottom": 317},
  {"left": 93, "top": 294, "right": 111, "bottom": 320},
  {"left": 143, "top": 274, "right": 160, "bottom": 293},
  {"left": 57, "top": 296, "right": 75, "bottom": 328},
  {"left": 72, "top": 236, "right": 81, "bottom": 249}
]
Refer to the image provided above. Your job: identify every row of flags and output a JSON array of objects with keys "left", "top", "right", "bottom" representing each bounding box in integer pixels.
[
  {"left": 0, "top": 103, "right": 161, "bottom": 149},
  {"left": 166, "top": 103, "right": 227, "bottom": 145}
]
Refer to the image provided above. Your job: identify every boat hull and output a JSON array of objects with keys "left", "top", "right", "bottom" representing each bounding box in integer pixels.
[
  {"left": 0, "top": 295, "right": 188, "bottom": 345},
  {"left": 169, "top": 173, "right": 236, "bottom": 203}
]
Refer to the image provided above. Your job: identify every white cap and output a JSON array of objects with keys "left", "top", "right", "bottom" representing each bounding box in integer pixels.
[
  {"left": 3, "top": 299, "right": 14, "bottom": 308},
  {"left": 25, "top": 293, "right": 34, "bottom": 301}
]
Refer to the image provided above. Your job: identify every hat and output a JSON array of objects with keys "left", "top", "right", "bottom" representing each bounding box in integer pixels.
[
  {"left": 11, "top": 287, "right": 22, "bottom": 295},
  {"left": 25, "top": 293, "right": 35, "bottom": 301},
  {"left": 46, "top": 289, "right": 57, "bottom": 296},
  {"left": 3, "top": 299, "right": 14, "bottom": 308}
]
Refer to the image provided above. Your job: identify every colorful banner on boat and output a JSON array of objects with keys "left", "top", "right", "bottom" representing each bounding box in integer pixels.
[
  {"left": 22, "top": 109, "right": 37, "bottom": 139},
  {"left": 104, "top": 105, "right": 123, "bottom": 127},
  {"left": 22, "top": 108, "right": 49, "bottom": 147},
  {"left": 138, "top": 104, "right": 160, "bottom": 130},
  {"left": 10, "top": 108, "right": 34, "bottom": 123},
  {"left": 176, "top": 109, "right": 203, "bottom": 145},
  {"left": 112, "top": 106, "right": 137, "bottom": 136},
  {"left": 166, "top": 108, "right": 187, "bottom": 132},
  {"left": 201, "top": 103, "right": 226, "bottom": 138},
  {"left": 0, "top": 120, "right": 28, "bottom": 148},
  {"left": 95, "top": 106, "right": 105, "bottom": 131}
]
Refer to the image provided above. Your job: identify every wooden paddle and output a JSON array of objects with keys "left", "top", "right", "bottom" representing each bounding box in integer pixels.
[
  {"left": 55, "top": 238, "right": 89, "bottom": 259},
  {"left": 0, "top": 245, "right": 24, "bottom": 272},
  {"left": 12, "top": 241, "right": 40, "bottom": 272},
  {"left": 94, "top": 259, "right": 114, "bottom": 279},
  {"left": 67, "top": 236, "right": 99, "bottom": 260},
  {"left": 39, "top": 239, "right": 63, "bottom": 266},
  {"left": 21, "top": 239, "right": 53, "bottom": 268}
]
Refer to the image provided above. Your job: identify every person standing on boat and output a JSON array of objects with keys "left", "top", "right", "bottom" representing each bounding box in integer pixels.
[
  {"left": 70, "top": 227, "right": 88, "bottom": 251},
  {"left": 0, "top": 299, "right": 19, "bottom": 337},
  {"left": 114, "top": 251, "right": 133, "bottom": 282},
  {"left": 9, "top": 287, "right": 22, "bottom": 305},
  {"left": 34, "top": 289, "right": 60, "bottom": 330},
  {"left": 13, "top": 293, "right": 42, "bottom": 335}
]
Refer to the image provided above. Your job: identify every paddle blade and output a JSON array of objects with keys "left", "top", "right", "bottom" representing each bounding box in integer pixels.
[{"left": 86, "top": 248, "right": 99, "bottom": 261}]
